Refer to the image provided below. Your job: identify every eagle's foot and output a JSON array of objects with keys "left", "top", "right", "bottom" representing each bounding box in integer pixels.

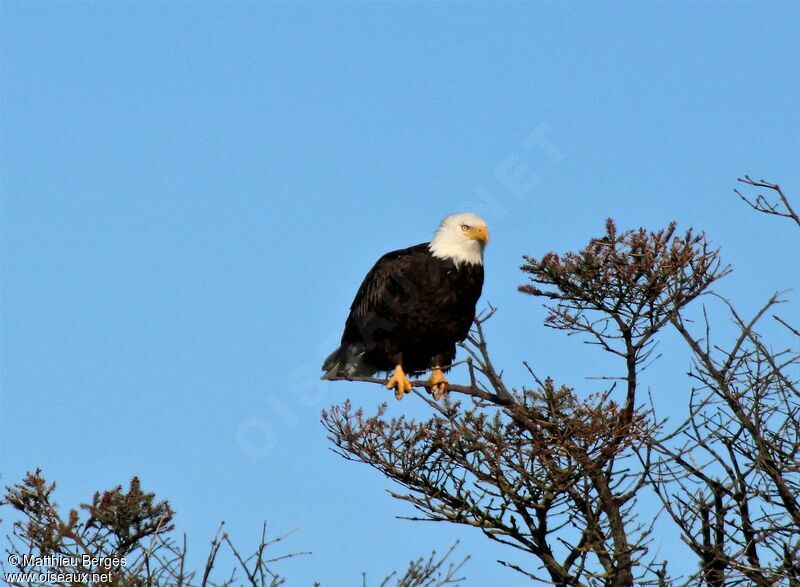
[
  {"left": 429, "top": 367, "right": 448, "bottom": 401},
  {"left": 387, "top": 365, "right": 413, "bottom": 400}
]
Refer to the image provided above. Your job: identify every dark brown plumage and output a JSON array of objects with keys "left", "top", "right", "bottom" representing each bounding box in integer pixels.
[{"left": 322, "top": 243, "right": 484, "bottom": 378}]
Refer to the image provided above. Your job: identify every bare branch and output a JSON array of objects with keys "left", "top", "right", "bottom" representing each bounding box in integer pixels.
[{"left": 735, "top": 176, "right": 800, "bottom": 229}]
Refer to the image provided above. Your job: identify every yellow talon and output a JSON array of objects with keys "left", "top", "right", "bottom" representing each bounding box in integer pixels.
[
  {"left": 429, "top": 367, "right": 448, "bottom": 401},
  {"left": 387, "top": 365, "right": 413, "bottom": 400}
]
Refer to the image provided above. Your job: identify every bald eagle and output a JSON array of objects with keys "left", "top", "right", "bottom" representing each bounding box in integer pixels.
[{"left": 321, "top": 213, "right": 488, "bottom": 400}]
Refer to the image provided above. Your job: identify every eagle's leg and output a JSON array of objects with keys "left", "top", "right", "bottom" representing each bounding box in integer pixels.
[
  {"left": 429, "top": 366, "right": 448, "bottom": 401},
  {"left": 386, "top": 364, "right": 413, "bottom": 400}
]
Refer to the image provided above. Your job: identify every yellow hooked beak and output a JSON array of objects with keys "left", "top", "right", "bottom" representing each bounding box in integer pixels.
[{"left": 466, "top": 225, "right": 489, "bottom": 245}]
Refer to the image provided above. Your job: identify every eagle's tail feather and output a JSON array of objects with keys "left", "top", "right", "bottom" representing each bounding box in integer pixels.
[{"left": 321, "top": 344, "right": 375, "bottom": 379}]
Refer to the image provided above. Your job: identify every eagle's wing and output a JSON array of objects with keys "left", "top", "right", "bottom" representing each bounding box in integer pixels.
[
  {"left": 321, "top": 243, "right": 429, "bottom": 378},
  {"left": 349, "top": 243, "right": 429, "bottom": 322}
]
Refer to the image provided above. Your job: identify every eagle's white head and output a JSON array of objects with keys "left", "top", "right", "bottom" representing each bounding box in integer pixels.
[{"left": 429, "top": 212, "right": 489, "bottom": 266}]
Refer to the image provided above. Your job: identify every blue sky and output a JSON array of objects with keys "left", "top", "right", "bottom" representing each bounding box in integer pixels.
[{"left": 2, "top": 1, "right": 799, "bottom": 584}]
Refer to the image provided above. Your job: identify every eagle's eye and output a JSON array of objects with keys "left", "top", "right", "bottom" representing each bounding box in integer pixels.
[{"left": 461, "top": 224, "right": 469, "bottom": 231}]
